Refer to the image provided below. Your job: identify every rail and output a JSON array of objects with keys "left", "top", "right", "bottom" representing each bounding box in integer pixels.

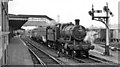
[{"left": 22, "top": 37, "right": 64, "bottom": 66}]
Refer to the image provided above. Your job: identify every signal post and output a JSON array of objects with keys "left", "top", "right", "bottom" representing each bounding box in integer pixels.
[{"left": 88, "top": 3, "right": 113, "bottom": 56}]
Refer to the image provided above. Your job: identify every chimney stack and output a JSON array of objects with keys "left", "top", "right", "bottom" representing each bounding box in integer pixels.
[{"left": 75, "top": 19, "right": 80, "bottom": 25}]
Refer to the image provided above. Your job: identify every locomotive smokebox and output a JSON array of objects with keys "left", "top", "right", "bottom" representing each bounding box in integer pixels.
[{"left": 75, "top": 19, "right": 80, "bottom": 25}]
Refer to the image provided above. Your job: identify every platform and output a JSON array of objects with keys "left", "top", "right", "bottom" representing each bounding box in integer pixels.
[
  {"left": 90, "top": 43, "right": 119, "bottom": 64},
  {"left": 7, "top": 36, "right": 33, "bottom": 65}
]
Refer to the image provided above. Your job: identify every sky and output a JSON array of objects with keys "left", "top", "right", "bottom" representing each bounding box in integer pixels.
[{"left": 8, "top": 0, "right": 119, "bottom": 28}]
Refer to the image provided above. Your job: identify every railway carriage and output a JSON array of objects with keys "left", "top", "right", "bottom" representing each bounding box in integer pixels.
[
  {"left": 97, "top": 29, "right": 120, "bottom": 42},
  {"left": 30, "top": 26, "right": 46, "bottom": 42}
]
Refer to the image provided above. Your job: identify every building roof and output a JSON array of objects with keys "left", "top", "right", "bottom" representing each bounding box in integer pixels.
[
  {"left": 9, "top": 14, "right": 53, "bottom": 20},
  {"left": 8, "top": 14, "right": 54, "bottom": 30},
  {"left": 23, "top": 21, "right": 48, "bottom": 26}
]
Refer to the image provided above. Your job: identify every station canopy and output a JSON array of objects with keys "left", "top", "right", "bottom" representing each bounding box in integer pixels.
[{"left": 8, "top": 14, "right": 53, "bottom": 30}]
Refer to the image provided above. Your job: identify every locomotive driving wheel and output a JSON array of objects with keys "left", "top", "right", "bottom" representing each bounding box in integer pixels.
[
  {"left": 47, "top": 41, "right": 51, "bottom": 48},
  {"left": 52, "top": 43, "right": 56, "bottom": 49},
  {"left": 61, "top": 48, "right": 65, "bottom": 53},
  {"left": 76, "top": 50, "right": 87, "bottom": 58},
  {"left": 68, "top": 50, "right": 72, "bottom": 56},
  {"left": 76, "top": 50, "right": 82, "bottom": 58},
  {"left": 77, "top": 50, "right": 89, "bottom": 58},
  {"left": 71, "top": 50, "right": 76, "bottom": 57},
  {"left": 65, "top": 50, "right": 69, "bottom": 55},
  {"left": 57, "top": 51, "right": 61, "bottom": 57},
  {"left": 85, "top": 50, "right": 89, "bottom": 58}
]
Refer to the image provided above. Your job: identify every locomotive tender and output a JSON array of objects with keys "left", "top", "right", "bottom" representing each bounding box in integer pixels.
[{"left": 31, "top": 19, "right": 94, "bottom": 57}]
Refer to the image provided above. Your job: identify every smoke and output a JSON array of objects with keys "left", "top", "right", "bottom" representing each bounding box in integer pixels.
[
  {"left": 47, "top": 20, "right": 58, "bottom": 26},
  {"left": 84, "top": 31, "right": 99, "bottom": 44}
]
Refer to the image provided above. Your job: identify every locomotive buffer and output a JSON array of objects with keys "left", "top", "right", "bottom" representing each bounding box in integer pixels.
[{"left": 88, "top": 3, "right": 114, "bottom": 56}]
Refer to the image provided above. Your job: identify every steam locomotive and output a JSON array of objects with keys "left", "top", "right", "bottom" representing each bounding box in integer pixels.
[{"left": 30, "top": 19, "right": 94, "bottom": 58}]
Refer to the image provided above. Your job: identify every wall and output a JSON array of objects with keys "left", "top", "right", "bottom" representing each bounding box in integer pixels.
[
  {"left": 0, "top": 0, "right": 2, "bottom": 66},
  {"left": 0, "top": 1, "right": 9, "bottom": 66}
]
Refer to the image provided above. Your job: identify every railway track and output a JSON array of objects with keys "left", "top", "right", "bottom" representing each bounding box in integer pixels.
[
  {"left": 76, "top": 55, "right": 113, "bottom": 63},
  {"left": 22, "top": 37, "right": 64, "bottom": 66},
  {"left": 21, "top": 36, "right": 116, "bottom": 65},
  {"left": 61, "top": 52, "right": 113, "bottom": 64},
  {"left": 28, "top": 47, "right": 45, "bottom": 65}
]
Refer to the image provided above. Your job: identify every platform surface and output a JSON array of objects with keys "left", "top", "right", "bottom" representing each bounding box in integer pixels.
[
  {"left": 90, "top": 43, "right": 119, "bottom": 64},
  {"left": 7, "top": 36, "right": 33, "bottom": 65}
]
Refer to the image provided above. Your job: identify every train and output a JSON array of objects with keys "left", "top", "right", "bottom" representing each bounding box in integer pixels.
[{"left": 30, "top": 19, "right": 94, "bottom": 58}]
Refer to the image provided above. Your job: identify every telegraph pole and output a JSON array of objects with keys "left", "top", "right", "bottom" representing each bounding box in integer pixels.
[{"left": 88, "top": 2, "right": 113, "bottom": 56}]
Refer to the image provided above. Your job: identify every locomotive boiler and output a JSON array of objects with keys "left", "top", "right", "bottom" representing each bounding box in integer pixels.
[{"left": 61, "top": 22, "right": 86, "bottom": 41}]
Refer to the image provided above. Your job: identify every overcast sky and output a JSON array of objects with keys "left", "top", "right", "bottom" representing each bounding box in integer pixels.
[{"left": 8, "top": 0, "right": 119, "bottom": 28}]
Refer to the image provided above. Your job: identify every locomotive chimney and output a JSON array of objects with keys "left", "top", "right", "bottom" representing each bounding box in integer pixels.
[{"left": 75, "top": 19, "right": 80, "bottom": 25}]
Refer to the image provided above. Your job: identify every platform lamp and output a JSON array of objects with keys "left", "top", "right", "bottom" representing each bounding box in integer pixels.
[{"left": 88, "top": 2, "right": 113, "bottom": 56}]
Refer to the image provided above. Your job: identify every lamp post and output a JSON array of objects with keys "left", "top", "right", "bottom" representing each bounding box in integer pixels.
[{"left": 88, "top": 2, "right": 113, "bottom": 56}]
